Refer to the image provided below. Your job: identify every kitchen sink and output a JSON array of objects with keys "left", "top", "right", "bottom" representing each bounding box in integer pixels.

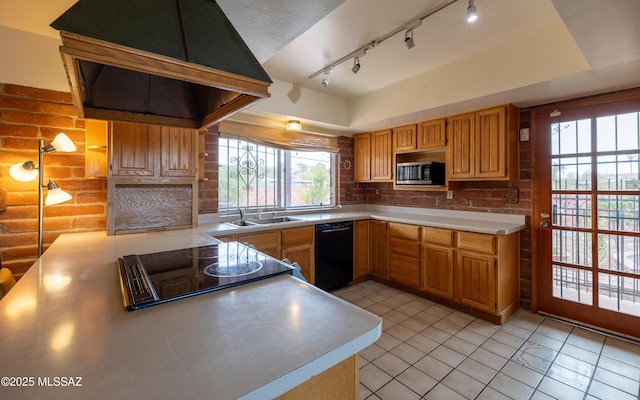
[
  {"left": 224, "top": 216, "right": 301, "bottom": 227},
  {"left": 248, "top": 216, "right": 300, "bottom": 224}
]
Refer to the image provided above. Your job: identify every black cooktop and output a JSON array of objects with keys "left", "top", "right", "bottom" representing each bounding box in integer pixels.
[{"left": 117, "top": 242, "right": 293, "bottom": 311}]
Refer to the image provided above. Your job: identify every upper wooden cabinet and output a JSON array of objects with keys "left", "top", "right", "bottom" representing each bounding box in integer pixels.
[
  {"left": 110, "top": 122, "right": 197, "bottom": 178},
  {"left": 418, "top": 119, "right": 446, "bottom": 150},
  {"left": 447, "top": 105, "right": 519, "bottom": 181},
  {"left": 353, "top": 130, "right": 392, "bottom": 182},
  {"left": 393, "top": 124, "right": 417, "bottom": 152}
]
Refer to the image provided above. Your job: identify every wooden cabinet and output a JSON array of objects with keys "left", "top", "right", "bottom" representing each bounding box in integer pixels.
[
  {"left": 218, "top": 226, "right": 315, "bottom": 283},
  {"left": 84, "top": 119, "right": 108, "bottom": 179},
  {"left": 354, "top": 220, "right": 370, "bottom": 279},
  {"left": 282, "top": 226, "right": 315, "bottom": 284},
  {"left": 393, "top": 124, "right": 417, "bottom": 152},
  {"left": 110, "top": 122, "right": 197, "bottom": 178},
  {"left": 388, "top": 222, "right": 420, "bottom": 288},
  {"left": 370, "top": 220, "right": 388, "bottom": 278},
  {"left": 107, "top": 121, "right": 199, "bottom": 235},
  {"left": 455, "top": 231, "right": 520, "bottom": 319},
  {"left": 353, "top": 130, "right": 392, "bottom": 182},
  {"left": 421, "top": 227, "right": 454, "bottom": 299},
  {"left": 448, "top": 105, "right": 518, "bottom": 181},
  {"left": 418, "top": 119, "right": 446, "bottom": 150},
  {"left": 238, "top": 230, "right": 281, "bottom": 259}
]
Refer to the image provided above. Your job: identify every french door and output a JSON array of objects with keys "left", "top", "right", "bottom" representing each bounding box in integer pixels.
[{"left": 534, "top": 94, "right": 640, "bottom": 338}]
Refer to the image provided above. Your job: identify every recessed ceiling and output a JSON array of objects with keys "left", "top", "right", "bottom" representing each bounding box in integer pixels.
[{"left": 1, "top": 0, "right": 639, "bottom": 135}]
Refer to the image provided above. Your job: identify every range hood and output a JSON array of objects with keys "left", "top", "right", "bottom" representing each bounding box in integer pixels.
[{"left": 50, "top": 0, "right": 272, "bottom": 130}]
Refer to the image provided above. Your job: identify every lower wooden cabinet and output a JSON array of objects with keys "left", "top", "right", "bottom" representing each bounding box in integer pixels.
[
  {"left": 282, "top": 226, "right": 315, "bottom": 284},
  {"left": 354, "top": 220, "right": 371, "bottom": 279},
  {"left": 421, "top": 227, "right": 455, "bottom": 299},
  {"left": 388, "top": 222, "right": 420, "bottom": 289},
  {"left": 370, "top": 221, "right": 388, "bottom": 278},
  {"left": 216, "top": 226, "right": 315, "bottom": 284}
]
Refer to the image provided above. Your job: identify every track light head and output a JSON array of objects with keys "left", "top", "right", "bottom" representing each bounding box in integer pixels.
[
  {"left": 467, "top": 0, "right": 478, "bottom": 22},
  {"left": 404, "top": 29, "right": 415, "bottom": 50},
  {"left": 351, "top": 57, "right": 361, "bottom": 74},
  {"left": 321, "top": 70, "right": 331, "bottom": 87}
]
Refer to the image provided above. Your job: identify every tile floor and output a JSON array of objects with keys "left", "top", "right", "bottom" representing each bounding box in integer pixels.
[{"left": 331, "top": 280, "right": 640, "bottom": 400}]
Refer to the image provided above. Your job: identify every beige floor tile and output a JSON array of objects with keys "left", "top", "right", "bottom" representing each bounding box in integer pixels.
[
  {"left": 424, "top": 303, "right": 455, "bottom": 318},
  {"left": 470, "top": 347, "right": 509, "bottom": 370},
  {"left": 519, "top": 341, "right": 558, "bottom": 362},
  {"left": 537, "top": 376, "right": 585, "bottom": 400},
  {"left": 456, "top": 327, "right": 490, "bottom": 346},
  {"left": 374, "top": 379, "right": 420, "bottom": 400},
  {"left": 443, "top": 335, "right": 478, "bottom": 356},
  {"left": 488, "top": 372, "right": 535, "bottom": 400},
  {"left": 588, "top": 379, "right": 639, "bottom": 400},
  {"left": 467, "top": 319, "right": 501, "bottom": 338},
  {"left": 491, "top": 330, "right": 527, "bottom": 349},
  {"left": 376, "top": 332, "right": 403, "bottom": 351},
  {"left": 386, "top": 324, "right": 416, "bottom": 342},
  {"left": 423, "top": 382, "right": 467, "bottom": 400},
  {"left": 546, "top": 363, "right": 591, "bottom": 391},
  {"left": 395, "top": 303, "right": 423, "bottom": 317},
  {"left": 565, "top": 327, "right": 605, "bottom": 353},
  {"left": 534, "top": 319, "right": 573, "bottom": 341},
  {"left": 560, "top": 343, "right": 599, "bottom": 364},
  {"left": 456, "top": 358, "right": 498, "bottom": 384},
  {"left": 360, "top": 363, "right": 393, "bottom": 392},
  {"left": 500, "top": 359, "right": 543, "bottom": 388},
  {"left": 593, "top": 367, "right": 640, "bottom": 396},
  {"left": 527, "top": 331, "right": 565, "bottom": 351},
  {"left": 430, "top": 345, "right": 466, "bottom": 368},
  {"left": 361, "top": 343, "right": 387, "bottom": 362},
  {"left": 476, "top": 386, "right": 513, "bottom": 400},
  {"left": 382, "top": 309, "right": 410, "bottom": 324},
  {"left": 499, "top": 322, "right": 535, "bottom": 340},
  {"left": 601, "top": 337, "right": 640, "bottom": 366},
  {"left": 414, "top": 354, "right": 454, "bottom": 380},
  {"left": 390, "top": 342, "right": 426, "bottom": 365},
  {"left": 405, "top": 332, "right": 439, "bottom": 353},
  {"left": 421, "top": 326, "right": 452, "bottom": 343},
  {"left": 395, "top": 366, "right": 438, "bottom": 395},
  {"left": 510, "top": 349, "right": 552, "bottom": 374},
  {"left": 412, "top": 310, "right": 441, "bottom": 326},
  {"left": 359, "top": 383, "right": 372, "bottom": 400},
  {"left": 398, "top": 317, "right": 428, "bottom": 334},
  {"left": 442, "top": 370, "right": 485, "bottom": 399},
  {"left": 480, "top": 338, "right": 518, "bottom": 359},
  {"left": 372, "top": 352, "right": 411, "bottom": 377},
  {"left": 433, "top": 318, "right": 465, "bottom": 335},
  {"left": 597, "top": 355, "right": 640, "bottom": 382},
  {"left": 529, "top": 390, "right": 556, "bottom": 400},
  {"left": 553, "top": 353, "right": 595, "bottom": 378}
]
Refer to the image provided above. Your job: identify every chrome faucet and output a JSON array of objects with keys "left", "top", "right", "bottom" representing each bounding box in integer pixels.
[{"left": 238, "top": 208, "right": 246, "bottom": 221}]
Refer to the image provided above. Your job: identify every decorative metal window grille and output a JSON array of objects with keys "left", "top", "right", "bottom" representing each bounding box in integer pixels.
[{"left": 218, "top": 138, "right": 336, "bottom": 213}]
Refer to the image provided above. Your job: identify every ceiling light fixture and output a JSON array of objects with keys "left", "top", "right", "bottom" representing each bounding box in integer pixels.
[
  {"left": 8, "top": 132, "right": 76, "bottom": 257},
  {"left": 321, "top": 69, "right": 332, "bottom": 87},
  {"left": 351, "top": 56, "right": 361, "bottom": 74},
  {"left": 467, "top": 0, "right": 478, "bottom": 22},
  {"left": 307, "top": 0, "right": 457, "bottom": 84},
  {"left": 404, "top": 29, "right": 415, "bottom": 49},
  {"left": 286, "top": 120, "right": 302, "bottom": 131}
]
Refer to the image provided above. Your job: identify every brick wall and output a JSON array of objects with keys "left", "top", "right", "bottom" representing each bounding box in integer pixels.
[{"left": 0, "top": 84, "right": 107, "bottom": 278}]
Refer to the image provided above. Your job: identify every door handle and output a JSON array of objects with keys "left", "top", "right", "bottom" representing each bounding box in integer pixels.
[{"left": 540, "top": 221, "right": 550, "bottom": 228}]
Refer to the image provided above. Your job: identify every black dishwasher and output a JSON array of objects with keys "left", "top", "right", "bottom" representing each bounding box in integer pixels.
[{"left": 314, "top": 221, "right": 353, "bottom": 291}]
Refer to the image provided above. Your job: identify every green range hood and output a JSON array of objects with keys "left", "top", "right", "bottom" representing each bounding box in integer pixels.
[{"left": 51, "top": 0, "right": 272, "bottom": 130}]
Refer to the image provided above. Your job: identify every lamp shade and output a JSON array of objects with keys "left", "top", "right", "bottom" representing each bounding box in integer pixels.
[
  {"left": 9, "top": 161, "right": 38, "bottom": 182},
  {"left": 49, "top": 133, "right": 76, "bottom": 153},
  {"left": 45, "top": 181, "right": 72, "bottom": 205}
]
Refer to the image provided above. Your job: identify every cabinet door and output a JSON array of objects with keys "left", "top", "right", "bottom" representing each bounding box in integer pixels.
[
  {"left": 421, "top": 244, "right": 454, "bottom": 299},
  {"left": 282, "top": 226, "right": 314, "bottom": 283},
  {"left": 448, "top": 113, "right": 475, "bottom": 179},
  {"left": 371, "top": 129, "right": 392, "bottom": 181},
  {"left": 475, "top": 106, "right": 507, "bottom": 178},
  {"left": 110, "top": 121, "right": 157, "bottom": 176},
  {"left": 85, "top": 119, "right": 109, "bottom": 179},
  {"left": 389, "top": 253, "right": 420, "bottom": 288},
  {"left": 354, "top": 220, "right": 370, "bottom": 279},
  {"left": 393, "top": 124, "right": 417, "bottom": 153},
  {"left": 160, "top": 126, "right": 197, "bottom": 177},
  {"left": 370, "top": 221, "right": 388, "bottom": 278},
  {"left": 418, "top": 119, "right": 446, "bottom": 150},
  {"left": 353, "top": 133, "right": 371, "bottom": 182},
  {"left": 456, "top": 251, "right": 497, "bottom": 314}
]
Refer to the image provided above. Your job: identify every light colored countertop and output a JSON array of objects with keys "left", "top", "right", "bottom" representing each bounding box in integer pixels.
[
  {"left": 202, "top": 204, "right": 527, "bottom": 237},
  {"left": 0, "top": 230, "right": 381, "bottom": 400}
]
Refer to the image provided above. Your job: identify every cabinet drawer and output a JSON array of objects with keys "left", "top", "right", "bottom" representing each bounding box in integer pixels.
[
  {"left": 457, "top": 232, "right": 496, "bottom": 254},
  {"left": 388, "top": 223, "right": 420, "bottom": 241},
  {"left": 389, "top": 237, "right": 420, "bottom": 258},
  {"left": 422, "top": 227, "right": 454, "bottom": 246},
  {"left": 238, "top": 231, "right": 281, "bottom": 249},
  {"left": 282, "top": 226, "right": 314, "bottom": 246}
]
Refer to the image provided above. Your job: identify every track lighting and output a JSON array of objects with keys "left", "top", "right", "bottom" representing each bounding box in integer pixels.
[
  {"left": 404, "top": 29, "right": 415, "bottom": 49},
  {"left": 467, "top": 0, "right": 478, "bottom": 22},
  {"left": 351, "top": 56, "right": 361, "bottom": 74}
]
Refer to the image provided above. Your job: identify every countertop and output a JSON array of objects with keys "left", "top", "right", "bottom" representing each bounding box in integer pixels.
[
  {"left": 201, "top": 204, "right": 527, "bottom": 237},
  {"left": 0, "top": 229, "right": 382, "bottom": 399}
]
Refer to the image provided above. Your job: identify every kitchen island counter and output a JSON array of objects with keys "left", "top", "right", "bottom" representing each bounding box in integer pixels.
[{"left": 0, "top": 230, "right": 381, "bottom": 399}]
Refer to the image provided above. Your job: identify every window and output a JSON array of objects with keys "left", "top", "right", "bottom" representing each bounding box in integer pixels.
[{"left": 218, "top": 138, "right": 336, "bottom": 213}]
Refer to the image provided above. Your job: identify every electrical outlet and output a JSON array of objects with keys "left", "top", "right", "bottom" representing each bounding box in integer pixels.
[{"left": 446, "top": 190, "right": 454, "bottom": 199}]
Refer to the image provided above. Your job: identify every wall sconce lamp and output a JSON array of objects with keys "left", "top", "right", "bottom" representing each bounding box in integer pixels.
[
  {"left": 9, "top": 133, "right": 76, "bottom": 257},
  {"left": 286, "top": 120, "right": 302, "bottom": 131}
]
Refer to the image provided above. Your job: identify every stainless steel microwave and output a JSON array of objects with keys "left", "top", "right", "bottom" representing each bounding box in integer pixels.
[{"left": 396, "top": 161, "right": 445, "bottom": 185}]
